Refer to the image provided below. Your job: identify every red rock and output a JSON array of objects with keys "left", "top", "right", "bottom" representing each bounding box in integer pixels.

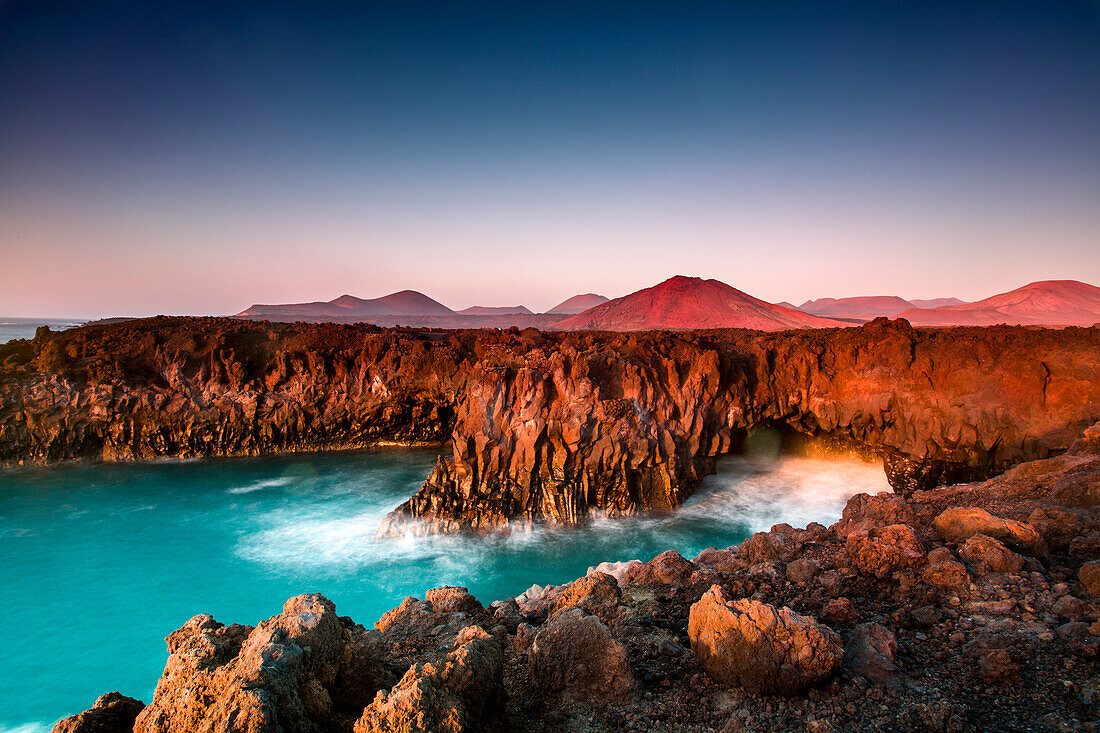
[
  {"left": 842, "top": 623, "right": 899, "bottom": 685},
  {"left": 623, "top": 550, "right": 697, "bottom": 586},
  {"left": 958, "top": 534, "right": 1025, "bottom": 575},
  {"left": 687, "top": 586, "right": 843, "bottom": 695},
  {"left": 932, "top": 508, "right": 1045, "bottom": 554},
  {"left": 845, "top": 525, "right": 926, "bottom": 578},
  {"left": 551, "top": 572, "right": 621, "bottom": 624},
  {"left": 353, "top": 625, "right": 503, "bottom": 733},
  {"left": 53, "top": 692, "right": 145, "bottom": 733},
  {"left": 834, "top": 492, "right": 917, "bottom": 539},
  {"left": 1079, "top": 561, "right": 1100, "bottom": 596},
  {"left": 529, "top": 608, "right": 636, "bottom": 703}
]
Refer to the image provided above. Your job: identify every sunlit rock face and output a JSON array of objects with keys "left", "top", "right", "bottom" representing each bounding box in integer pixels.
[{"left": 3, "top": 316, "right": 1099, "bottom": 534}]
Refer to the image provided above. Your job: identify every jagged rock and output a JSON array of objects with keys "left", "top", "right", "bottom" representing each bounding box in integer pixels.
[
  {"left": 1027, "top": 508, "right": 1084, "bottom": 552},
  {"left": 623, "top": 550, "right": 696, "bottom": 586},
  {"left": 834, "top": 492, "right": 917, "bottom": 539},
  {"left": 822, "top": 598, "right": 859, "bottom": 625},
  {"left": 425, "top": 586, "right": 483, "bottom": 614},
  {"left": 1079, "top": 561, "right": 1100, "bottom": 596},
  {"left": 687, "top": 586, "right": 843, "bottom": 695},
  {"left": 551, "top": 572, "right": 621, "bottom": 624},
  {"left": 785, "top": 558, "right": 821, "bottom": 585},
  {"left": 1053, "top": 595, "right": 1087, "bottom": 621},
  {"left": 134, "top": 594, "right": 384, "bottom": 733},
  {"left": 845, "top": 524, "right": 925, "bottom": 578},
  {"left": 739, "top": 531, "right": 795, "bottom": 564},
  {"left": 957, "top": 534, "right": 1024, "bottom": 575},
  {"left": 529, "top": 608, "right": 636, "bottom": 703},
  {"left": 932, "top": 508, "right": 1045, "bottom": 554},
  {"left": 54, "top": 692, "right": 145, "bottom": 733},
  {"left": 842, "top": 623, "right": 899, "bottom": 685},
  {"left": 922, "top": 547, "right": 970, "bottom": 593},
  {"left": 352, "top": 625, "right": 503, "bottom": 733}
]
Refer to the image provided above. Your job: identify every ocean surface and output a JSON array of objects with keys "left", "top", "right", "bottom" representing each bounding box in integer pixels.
[
  {"left": 0, "top": 448, "right": 888, "bottom": 731},
  {"left": 0, "top": 318, "right": 84, "bottom": 344}
]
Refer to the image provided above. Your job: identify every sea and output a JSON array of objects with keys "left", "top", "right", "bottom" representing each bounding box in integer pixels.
[
  {"left": 0, "top": 318, "right": 85, "bottom": 344},
  {"left": 0, "top": 448, "right": 888, "bottom": 730}
]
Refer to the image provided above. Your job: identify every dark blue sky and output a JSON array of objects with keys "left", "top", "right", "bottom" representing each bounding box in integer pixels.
[{"left": 1, "top": 1, "right": 1098, "bottom": 316}]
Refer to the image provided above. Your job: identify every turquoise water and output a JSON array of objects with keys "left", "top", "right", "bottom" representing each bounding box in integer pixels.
[
  {"left": 0, "top": 318, "right": 84, "bottom": 344},
  {"left": 0, "top": 449, "right": 888, "bottom": 731}
]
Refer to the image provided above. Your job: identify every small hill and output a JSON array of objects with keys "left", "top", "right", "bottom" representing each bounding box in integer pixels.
[
  {"left": 773, "top": 301, "right": 800, "bottom": 310},
  {"left": 799, "top": 295, "right": 914, "bottom": 319},
  {"left": 558, "top": 276, "right": 848, "bottom": 331},
  {"left": 546, "top": 293, "right": 609, "bottom": 314},
  {"left": 898, "top": 280, "right": 1100, "bottom": 327},
  {"left": 457, "top": 305, "right": 534, "bottom": 316}
]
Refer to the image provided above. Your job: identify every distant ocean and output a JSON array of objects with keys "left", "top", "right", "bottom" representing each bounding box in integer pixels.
[{"left": 0, "top": 318, "right": 84, "bottom": 344}]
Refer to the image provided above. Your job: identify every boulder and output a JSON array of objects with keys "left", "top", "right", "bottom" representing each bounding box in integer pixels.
[
  {"left": 551, "top": 572, "right": 621, "bottom": 624},
  {"left": 958, "top": 534, "right": 1025, "bottom": 575},
  {"left": 54, "top": 692, "right": 146, "bottom": 733},
  {"left": 134, "top": 594, "right": 384, "bottom": 733},
  {"left": 529, "top": 608, "right": 636, "bottom": 703},
  {"left": 834, "top": 492, "right": 917, "bottom": 539},
  {"left": 693, "top": 547, "right": 743, "bottom": 572},
  {"left": 687, "top": 586, "right": 843, "bottom": 695},
  {"left": 588, "top": 560, "right": 641, "bottom": 584},
  {"left": 623, "top": 550, "right": 696, "bottom": 586},
  {"left": 842, "top": 623, "right": 899, "bottom": 685},
  {"left": 1079, "top": 561, "right": 1100, "bottom": 596},
  {"left": 785, "top": 558, "right": 821, "bottom": 585},
  {"left": 932, "top": 508, "right": 1045, "bottom": 554},
  {"left": 1050, "top": 459, "right": 1100, "bottom": 507},
  {"left": 353, "top": 626, "right": 503, "bottom": 733},
  {"left": 845, "top": 524, "right": 925, "bottom": 578},
  {"left": 739, "top": 531, "right": 795, "bottom": 564},
  {"left": 1027, "top": 508, "right": 1083, "bottom": 552},
  {"left": 425, "top": 586, "right": 483, "bottom": 614}
]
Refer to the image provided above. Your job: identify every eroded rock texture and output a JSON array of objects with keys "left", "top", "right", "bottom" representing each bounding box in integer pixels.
[{"left": 3, "top": 317, "right": 1099, "bottom": 533}]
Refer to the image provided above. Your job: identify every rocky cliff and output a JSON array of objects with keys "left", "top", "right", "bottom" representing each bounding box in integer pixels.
[{"left": 2, "top": 317, "right": 1099, "bottom": 535}]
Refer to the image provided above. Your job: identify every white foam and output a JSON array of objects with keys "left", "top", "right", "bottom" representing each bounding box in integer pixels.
[
  {"left": 1, "top": 723, "right": 52, "bottom": 733},
  {"left": 227, "top": 477, "right": 293, "bottom": 495}
]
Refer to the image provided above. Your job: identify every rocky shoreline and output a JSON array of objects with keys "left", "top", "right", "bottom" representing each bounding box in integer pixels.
[
  {"left": 56, "top": 422, "right": 1100, "bottom": 732},
  {"left": 3, "top": 317, "right": 1099, "bottom": 536}
]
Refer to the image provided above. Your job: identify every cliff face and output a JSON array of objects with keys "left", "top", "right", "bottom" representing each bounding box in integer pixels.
[{"left": 2, "top": 317, "right": 1099, "bottom": 534}]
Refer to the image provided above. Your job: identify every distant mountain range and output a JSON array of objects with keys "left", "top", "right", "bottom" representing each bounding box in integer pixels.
[
  {"left": 234, "top": 278, "right": 1100, "bottom": 331},
  {"left": 896, "top": 280, "right": 1100, "bottom": 327}
]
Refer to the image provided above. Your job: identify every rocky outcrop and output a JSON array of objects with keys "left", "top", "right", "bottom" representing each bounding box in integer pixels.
[
  {"left": 687, "top": 587, "right": 844, "bottom": 694},
  {"left": 352, "top": 626, "right": 504, "bottom": 733},
  {"left": 53, "top": 692, "right": 145, "bottom": 733},
  {"left": 528, "top": 608, "right": 637, "bottom": 703},
  {"left": 4, "top": 317, "right": 1100, "bottom": 534},
  {"left": 133, "top": 594, "right": 388, "bottom": 733}
]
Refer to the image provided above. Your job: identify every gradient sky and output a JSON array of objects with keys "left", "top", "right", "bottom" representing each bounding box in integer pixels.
[{"left": 1, "top": 1, "right": 1098, "bottom": 318}]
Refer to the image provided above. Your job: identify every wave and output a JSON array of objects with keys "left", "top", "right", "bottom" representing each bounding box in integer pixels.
[
  {"left": 0, "top": 723, "right": 52, "bottom": 733},
  {"left": 234, "top": 455, "right": 888, "bottom": 575}
]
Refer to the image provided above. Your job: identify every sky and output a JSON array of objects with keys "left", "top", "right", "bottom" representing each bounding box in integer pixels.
[{"left": 1, "top": 1, "right": 1098, "bottom": 318}]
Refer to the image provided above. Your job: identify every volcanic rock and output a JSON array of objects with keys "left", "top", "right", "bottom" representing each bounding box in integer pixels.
[
  {"left": 834, "top": 492, "right": 917, "bottom": 538},
  {"left": 53, "top": 692, "right": 145, "bottom": 733},
  {"left": 844, "top": 525, "right": 925, "bottom": 578},
  {"left": 957, "top": 534, "right": 1025, "bottom": 575},
  {"left": 842, "top": 623, "right": 899, "bottom": 686},
  {"left": 932, "top": 508, "right": 1045, "bottom": 554},
  {"left": 528, "top": 608, "right": 636, "bottom": 703},
  {"left": 687, "top": 586, "right": 843, "bottom": 695},
  {"left": 352, "top": 625, "right": 503, "bottom": 733},
  {"left": 1079, "top": 561, "right": 1100, "bottom": 596}
]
